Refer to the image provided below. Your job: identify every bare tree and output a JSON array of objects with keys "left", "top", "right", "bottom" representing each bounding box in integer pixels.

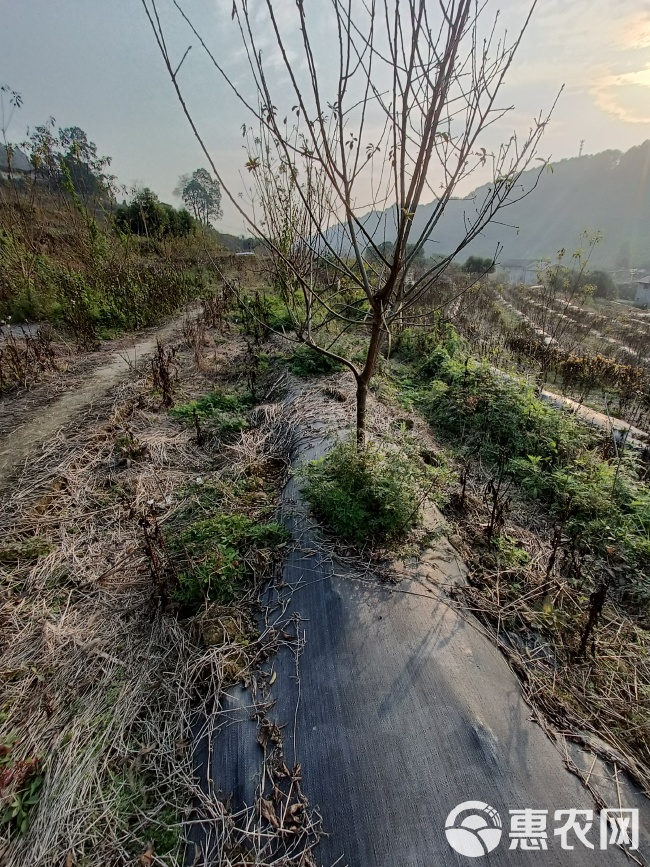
[{"left": 142, "top": 0, "right": 556, "bottom": 442}]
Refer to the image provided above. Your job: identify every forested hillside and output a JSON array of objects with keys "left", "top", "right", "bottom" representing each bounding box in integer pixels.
[{"left": 348, "top": 141, "right": 650, "bottom": 268}]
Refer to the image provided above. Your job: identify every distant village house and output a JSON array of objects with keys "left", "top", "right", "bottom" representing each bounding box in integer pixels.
[
  {"left": 500, "top": 258, "right": 544, "bottom": 286},
  {"left": 634, "top": 275, "right": 650, "bottom": 305}
]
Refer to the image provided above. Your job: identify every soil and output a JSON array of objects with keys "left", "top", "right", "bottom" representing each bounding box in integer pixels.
[{"left": 0, "top": 312, "right": 194, "bottom": 488}]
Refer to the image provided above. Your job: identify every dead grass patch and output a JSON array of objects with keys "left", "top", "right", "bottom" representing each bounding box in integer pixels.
[{"left": 0, "top": 329, "right": 318, "bottom": 866}]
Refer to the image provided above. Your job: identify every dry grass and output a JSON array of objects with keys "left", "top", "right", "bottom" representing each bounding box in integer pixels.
[
  {"left": 0, "top": 328, "right": 321, "bottom": 866},
  {"left": 0, "top": 325, "right": 66, "bottom": 394},
  {"left": 441, "top": 462, "right": 650, "bottom": 796}
]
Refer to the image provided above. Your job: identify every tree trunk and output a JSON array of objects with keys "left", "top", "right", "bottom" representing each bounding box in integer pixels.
[
  {"left": 356, "top": 379, "right": 368, "bottom": 446},
  {"left": 355, "top": 311, "right": 385, "bottom": 446}
]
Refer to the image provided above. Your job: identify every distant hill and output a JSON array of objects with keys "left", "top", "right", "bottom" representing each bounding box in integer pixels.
[
  {"left": 210, "top": 229, "right": 261, "bottom": 253},
  {"left": 332, "top": 141, "right": 650, "bottom": 270},
  {"left": 0, "top": 143, "right": 33, "bottom": 174}
]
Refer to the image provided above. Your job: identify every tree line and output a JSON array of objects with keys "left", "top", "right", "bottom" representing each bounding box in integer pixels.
[
  {"left": 1, "top": 86, "right": 223, "bottom": 241},
  {"left": 115, "top": 169, "right": 222, "bottom": 239}
]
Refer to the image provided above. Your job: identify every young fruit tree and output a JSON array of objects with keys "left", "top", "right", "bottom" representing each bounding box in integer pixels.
[{"left": 142, "top": 0, "right": 555, "bottom": 442}]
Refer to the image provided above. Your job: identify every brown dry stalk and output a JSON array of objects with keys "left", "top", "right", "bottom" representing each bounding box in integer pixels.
[{"left": 0, "top": 335, "right": 312, "bottom": 867}]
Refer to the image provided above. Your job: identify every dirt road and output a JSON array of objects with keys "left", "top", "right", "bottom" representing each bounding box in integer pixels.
[{"left": 0, "top": 316, "right": 184, "bottom": 488}]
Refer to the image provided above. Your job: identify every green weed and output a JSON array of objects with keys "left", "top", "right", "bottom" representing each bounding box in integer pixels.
[
  {"left": 420, "top": 356, "right": 593, "bottom": 465},
  {"left": 0, "top": 747, "right": 43, "bottom": 837},
  {"left": 170, "top": 389, "right": 254, "bottom": 437},
  {"left": 301, "top": 436, "right": 423, "bottom": 543},
  {"left": 145, "top": 807, "right": 182, "bottom": 855},
  {"left": 393, "top": 322, "right": 459, "bottom": 368},
  {"left": 168, "top": 513, "right": 288, "bottom": 615},
  {"left": 492, "top": 535, "right": 531, "bottom": 568},
  {"left": 0, "top": 538, "right": 53, "bottom": 565},
  {"left": 286, "top": 345, "right": 343, "bottom": 377}
]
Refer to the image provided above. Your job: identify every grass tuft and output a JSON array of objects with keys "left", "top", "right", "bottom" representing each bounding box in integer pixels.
[
  {"left": 168, "top": 513, "right": 288, "bottom": 615},
  {"left": 170, "top": 389, "right": 255, "bottom": 438},
  {"left": 301, "top": 436, "right": 423, "bottom": 544},
  {"left": 286, "top": 345, "right": 343, "bottom": 378}
]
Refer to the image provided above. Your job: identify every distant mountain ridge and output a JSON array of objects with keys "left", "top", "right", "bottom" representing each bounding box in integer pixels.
[
  {"left": 337, "top": 141, "right": 650, "bottom": 270},
  {"left": 0, "top": 144, "right": 33, "bottom": 174}
]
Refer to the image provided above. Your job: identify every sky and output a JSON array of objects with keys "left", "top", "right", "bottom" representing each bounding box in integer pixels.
[{"left": 2, "top": 0, "right": 650, "bottom": 235}]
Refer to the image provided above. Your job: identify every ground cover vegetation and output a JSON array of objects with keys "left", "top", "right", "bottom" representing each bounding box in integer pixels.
[
  {"left": 0, "top": 93, "right": 242, "bottom": 395},
  {"left": 292, "top": 309, "right": 650, "bottom": 787},
  {"left": 7, "top": 250, "right": 649, "bottom": 858},
  {"left": 0, "top": 174, "right": 215, "bottom": 337},
  {"left": 2, "top": 134, "right": 649, "bottom": 867},
  {"left": 211, "top": 228, "right": 650, "bottom": 787},
  {"left": 0, "top": 289, "right": 322, "bottom": 866},
  {"left": 301, "top": 436, "right": 426, "bottom": 545}
]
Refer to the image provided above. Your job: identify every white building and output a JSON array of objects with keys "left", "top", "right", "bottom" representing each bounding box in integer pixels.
[
  {"left": 500, "top": 258, "right": 545, "bottom": 286},
  {"left": 634, "top": 275, "right": 650, "bottom": 305}
]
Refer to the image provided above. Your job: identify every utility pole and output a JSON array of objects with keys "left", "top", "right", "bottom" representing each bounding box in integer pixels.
[{"left": 579, "top": 139, "right": 585, "bottom": 158}]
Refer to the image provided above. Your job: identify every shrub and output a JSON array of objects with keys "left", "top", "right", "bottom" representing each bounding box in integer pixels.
[
  {"left": 265, "top": 293, "right": 296, "bottom": 331},
  {"left": 170, "top": 389, "right": 254, "bottom": 437},
  {"left": 394, "top": 322, "right": 459, "bottom": 366},
  {"left": 301, "top": 436, "right": 422, "bottom": 543},
  {"left": 421, "top": 356, "right": 592, "bottom": 465},
  {"left": 114, "top": 188, "right": 196, "bottom": 239},
  {"left": 512, "top": 451, "right": 644, "bottom": 564},
  {"left": 168, "top": 513, "right": 288, "bottom": 614},
  {"left": 286, "top": 344, "right": 343, "bottom": 377},
  {"left": 408, "top": 348, "right": 650, "bottom": 588}
]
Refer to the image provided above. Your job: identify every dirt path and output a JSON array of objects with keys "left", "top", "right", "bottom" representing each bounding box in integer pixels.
[
  {"left": 0, "top": 315, "right": 185, "bottom": 489},
  {"left": 539, "top": 388, "right": 649, "bottom": 448}
]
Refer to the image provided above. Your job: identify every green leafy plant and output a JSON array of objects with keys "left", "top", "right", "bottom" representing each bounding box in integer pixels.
[
  {"left": 170, "top": 389, "right": 254, "bottom": 437},
  {"left": 170, "top": 389, "right": 254, "bottom": 420},
  {"left": 286, "top": 344, "right": 344, "bottom": 377},
  {"left": 168, "top": 513, "right": 288, "bottom": 614},
  {"left": 421, "top": 356, "right": 593, "bottom": 465},
  {"left": 301, "top": 436, "right": 423, "bottom": 543},
  {"left": 394, "top": 322, "right": 459, "bottom": 368},
  {"left": 145, "top": 806, "right": 182, "bottom": 856},
  {"left": 493, "top": 535, "right": 531, "bottom": 567},
  {"left": 398, "top": 341, "right": 650, "bottom": 596},
  {"left": 0, "top": 749, "right": 43, "bottom": 837}
]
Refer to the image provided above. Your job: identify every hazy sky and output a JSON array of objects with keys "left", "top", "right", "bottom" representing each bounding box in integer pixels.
[{"left": 2, "top": 1, "right": 650, "bottom": 234}]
